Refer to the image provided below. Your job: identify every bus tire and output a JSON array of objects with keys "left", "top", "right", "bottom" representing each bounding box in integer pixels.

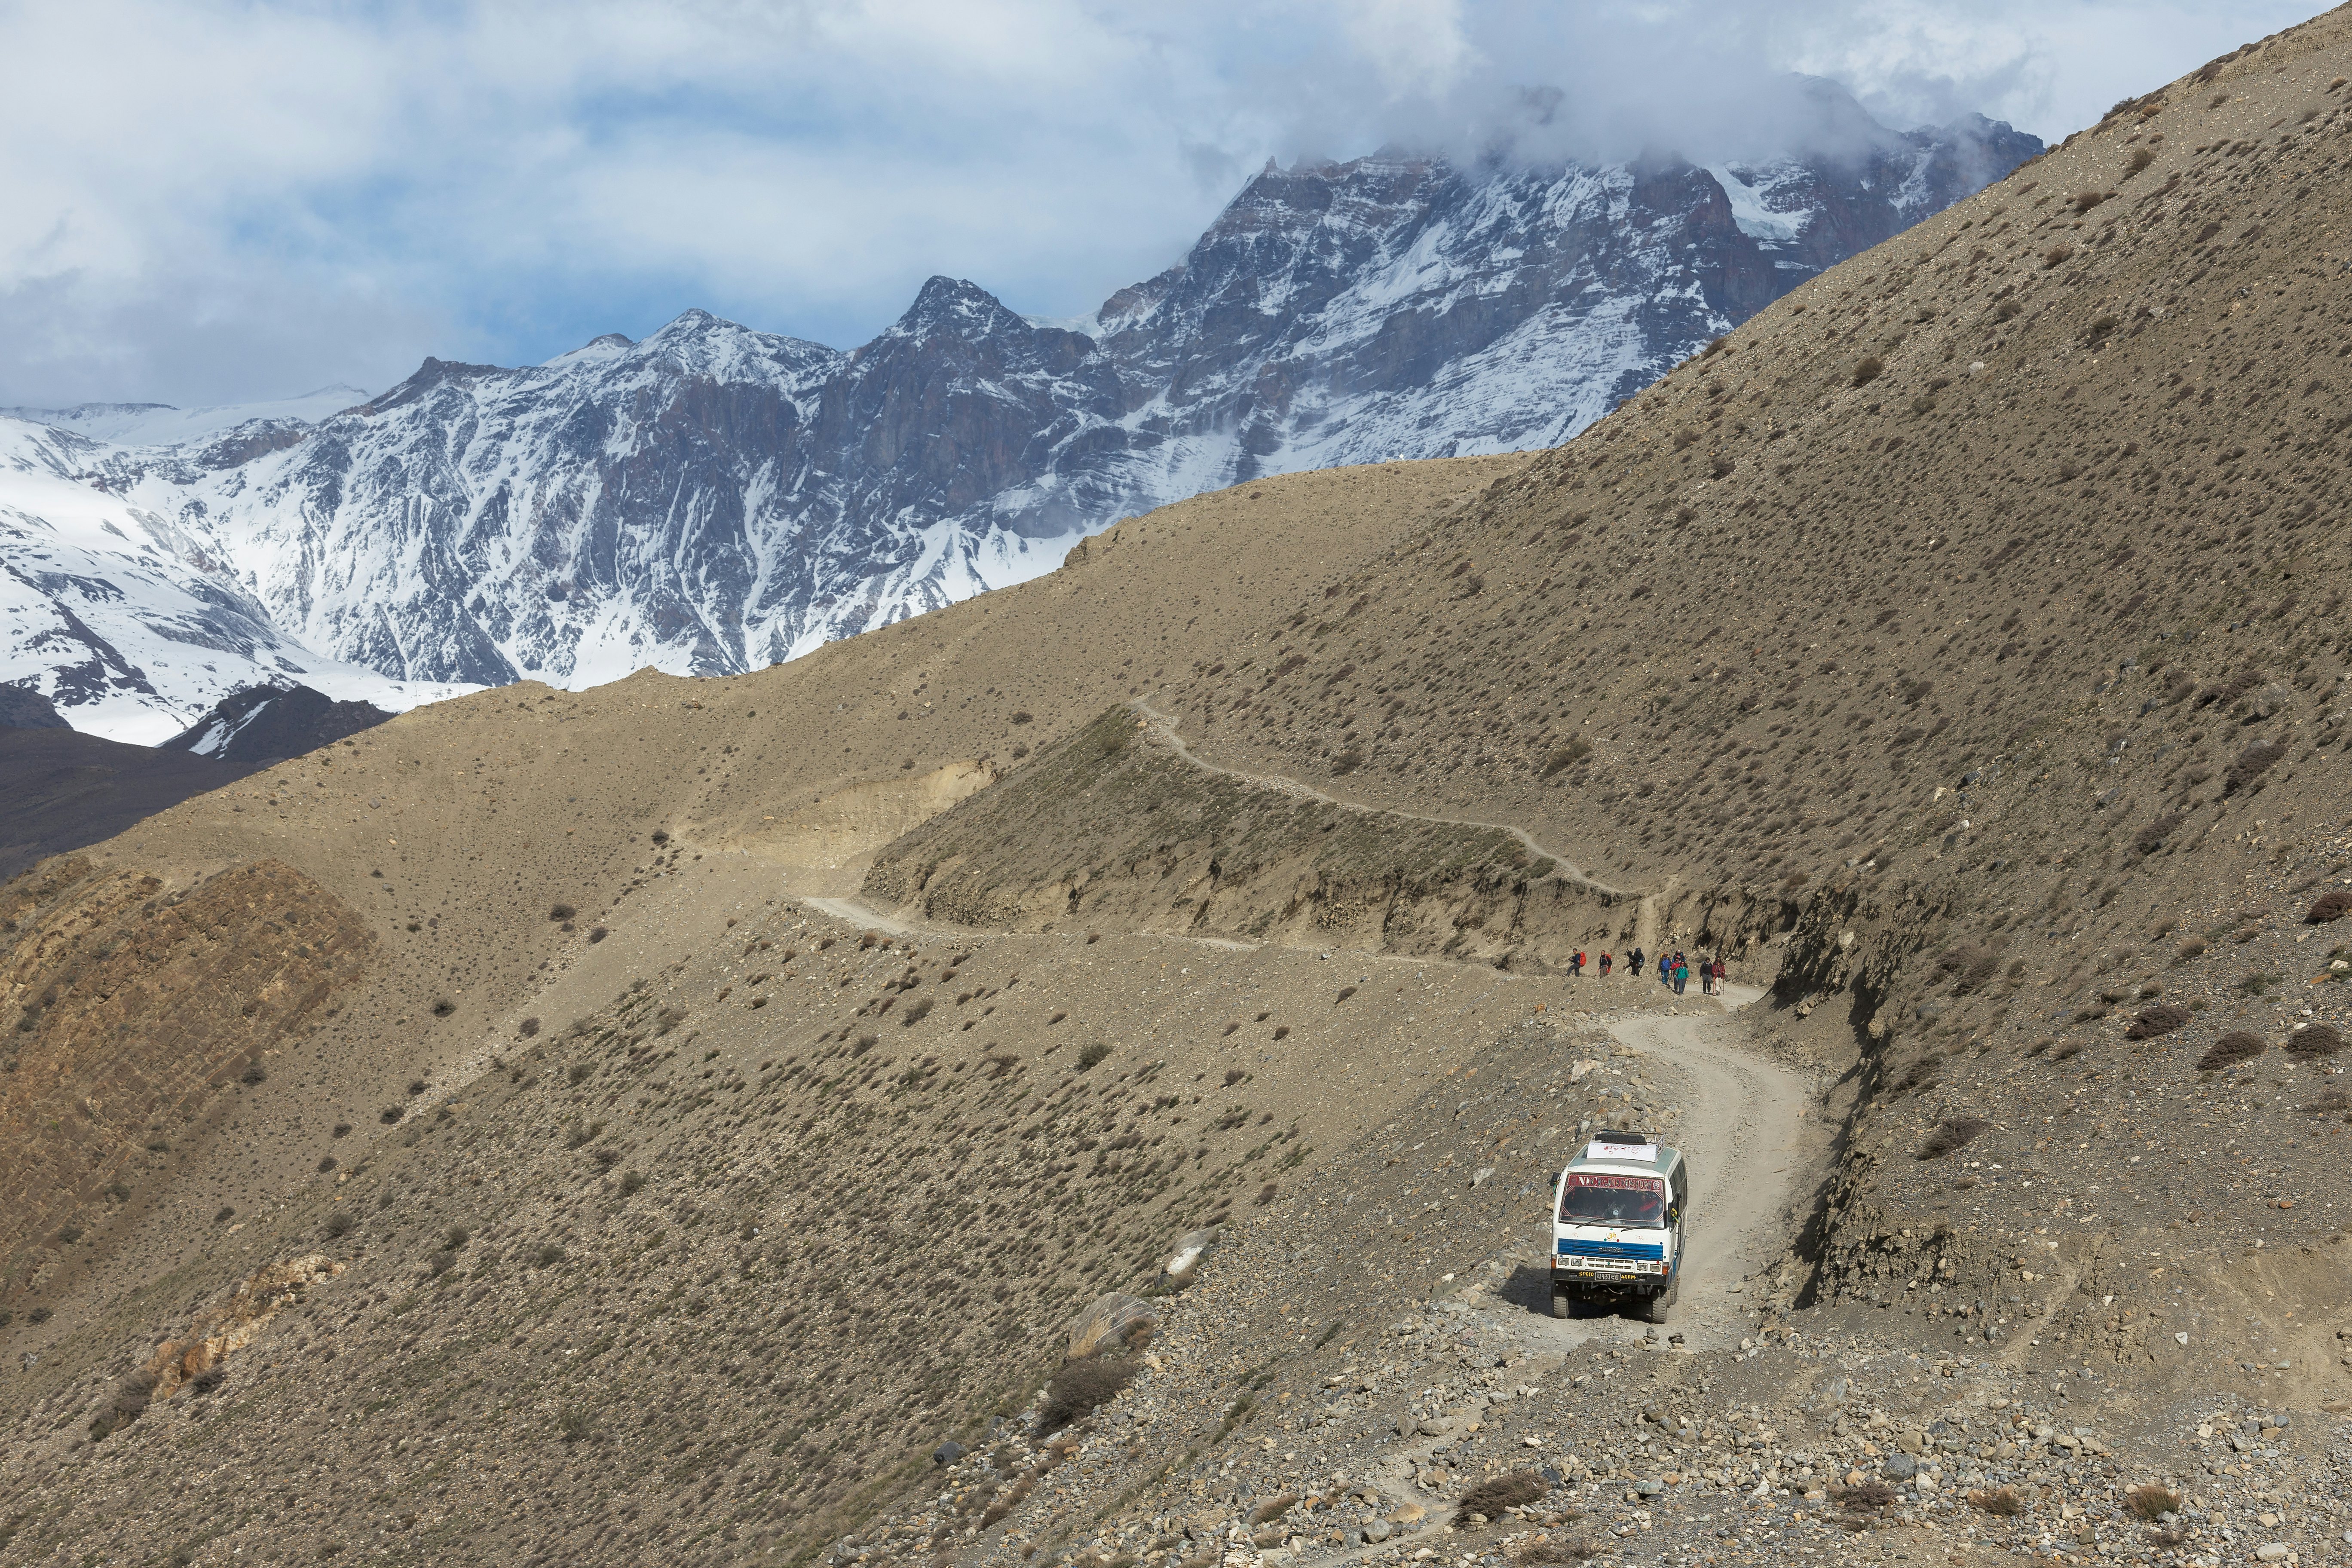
[{"left": 1641, "top": 1289, "right": 1671, "bottom": 1326}]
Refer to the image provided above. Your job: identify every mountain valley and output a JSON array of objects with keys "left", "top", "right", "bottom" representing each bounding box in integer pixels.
[{"left": 5, "top": 17, "right": 2352, "bottom": 1568}]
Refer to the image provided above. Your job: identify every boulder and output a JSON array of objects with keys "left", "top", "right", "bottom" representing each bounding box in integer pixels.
[
  {"left": 2249, "top": 683, "right": 2295, "bottom": 720},
  {"left": 931, "top": 1441, "right": 965, "bottom": 1466},
  {"left": 1066, "top": 1292, "right": 1158, "bottom": 1360},
  {"left": 1160, "top": 1227, "right": 1221, "bottom": 1290},
  {"left": 1882, "top": 1454, "right": 1918, "bottom": 1481}
]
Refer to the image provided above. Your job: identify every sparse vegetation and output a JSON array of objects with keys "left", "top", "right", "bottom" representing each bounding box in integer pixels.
[
  {"left": 1850, "top": 356, "right": 1883, "bottom": 386},
  {"left": 2224, "top": 740, "right": 2285, "bottom": 794},
  {"left": 2125, "top": 1485, "right": 2182, "bottom": 1521},
  {"left": 1970, "top": 1487, "right": 2025, "bottom": 1516},
  {"left": 2199, "top": 1032, "right": 2265, "bottom": 1071},
  {"left": 1453, "top": 1471, "right": 1546, "bottom": 1525},
  {"left": 1917, "top": 1116, "right": 1989, "bottom": 1160},
  {"left": 1038, "top": 1358, "right": 1136, "bottom": 1433},
  {"left": 2123, "top": 1003, "right": 2191, "bottom": 1040},
  {"left": 1835, "top": 1479, "right": 1896, "bottom": 1510},
  {"left": 2306, "top": 888, "right": 2352, "bottom": 924},
  {"left": 2285, "top": 1023, "right": 2343, "bottom": 1059},
  {"left": 1540, "top": 740, "right": 1591, "bottom": 777},
  {"left": 1076, "top": 1043, "right": 1112, "bottom": 1070}
]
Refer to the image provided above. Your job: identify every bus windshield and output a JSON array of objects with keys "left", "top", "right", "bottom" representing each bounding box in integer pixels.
[{"left": 1558, "top": 1172, "right": 1666, "bottom": 1228}]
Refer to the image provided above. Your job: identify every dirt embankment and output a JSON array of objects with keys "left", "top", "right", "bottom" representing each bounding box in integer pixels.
[{"left": 863, "top": 707, "right": 1630, "bottom": 966}]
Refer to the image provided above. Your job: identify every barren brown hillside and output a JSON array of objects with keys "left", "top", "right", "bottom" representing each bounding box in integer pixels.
[{"left": 8, "top": 12, "right": 2352, "bottom": 1568}]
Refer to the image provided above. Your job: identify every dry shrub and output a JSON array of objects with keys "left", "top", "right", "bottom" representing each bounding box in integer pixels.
[
  {"left": 1038, "top": 1358, "right": 1136, "bottom": 1433},
  {"left": 1890, "top": 1052, "right": 1943, "bottom": 1096},
  {"left": 2070, "top": 190, "right": 2107, "bottom": 213},
  {"left": 1835, "top": 1479, "right": 1897, "bottom": 1511},
  {"left": 1541, "top": 739, "right": 1592, "bottom": 778},
  {"left": 1851, "top": 356, "right": 1884, "bottom": 387},
  {"left": 2198, "top": 1032, "right": 2265, "bottom": 1071},
  {"left": 549, "top": 903, "right": 576, "bottom": 922},
  {"left": 2224, "top": 740, "right": 2286, "bottom": 794},
  {"left": 2125, "top": 147, "right": 2155, "bottom": 175},
  {"left": 1511, "top": 1539, "right": 1600, "bottom": 1565},
  {"left": 2043, "top": 243, "right": 2074, "bottom": 267},
  {"left": 2173, "top": 934, "right": 2208, "bottom": 963},
  {"left": 1917, "top": 1116, "right": 1990, "bottom": 1160},
  {"left": 1969, "top": 1488, "right": 2025, "bottom": 1517},
  {"left": 1453, "top": 1471, "right": 1547, "bottom": 1526},
  {"left": 1250, "top": 1495, "right": 1299, "bottom": 1525},
  {"left": 2133, "top": 813, "right": 2184, "bottom": 853},
  {"left": 2124, "top": 1485, "right": 2181, "bottom": 1521},
  {"left": 2123, "top": 1004, "right": 2192, "bottom": 1040},
  {"left": 1939, "top": 943, "right": 2000, "bottom": 994},
  {"left": 2305, "top": 888, "right": 2352, "bottom": 924},
  {"left": 2285, "top": 1023, "right": 2343, "bottom": 1059}
]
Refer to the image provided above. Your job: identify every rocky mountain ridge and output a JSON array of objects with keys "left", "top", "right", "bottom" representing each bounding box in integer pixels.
[{"left": 0, "top": 99, "right": 2034, "bottom": 737}]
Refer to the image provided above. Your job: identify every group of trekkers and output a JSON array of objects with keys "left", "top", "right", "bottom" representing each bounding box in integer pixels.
[{"left": 1566, "top": 945, "right": 1726, "bottom": 996}]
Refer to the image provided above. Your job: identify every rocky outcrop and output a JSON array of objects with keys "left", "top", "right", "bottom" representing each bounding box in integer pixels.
[
  {"left": 144, "top": 1254, "right": 347, "bottom": 1399},
  {"left": 161, "top": 683, "right": 393, "bottom": 765}
]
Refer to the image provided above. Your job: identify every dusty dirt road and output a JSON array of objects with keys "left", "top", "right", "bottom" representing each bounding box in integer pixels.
[
  {"left": 826, "top": 710, "right": 1815, "bottom": 1364},
  {"left": 1442, "top": 985, "right": 1814, "bottom": 1360}
]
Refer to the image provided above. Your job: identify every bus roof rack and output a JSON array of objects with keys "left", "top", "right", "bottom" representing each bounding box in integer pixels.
[{"left": 1592, "top": 1129, "right": 1654, "bottom": 1145}]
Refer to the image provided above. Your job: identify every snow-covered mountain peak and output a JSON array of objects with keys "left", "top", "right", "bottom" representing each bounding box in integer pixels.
[
  {"left": 542, "top": 332, "right": 636, "bottom": 370},
  {"left": 1, "top": 107, "right": 2037, "bottom": 740}
]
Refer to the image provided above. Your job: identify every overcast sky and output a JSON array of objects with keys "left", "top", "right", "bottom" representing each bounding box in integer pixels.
[{"left": 0, "top": 0, "right": 2325, "bottom": 409}]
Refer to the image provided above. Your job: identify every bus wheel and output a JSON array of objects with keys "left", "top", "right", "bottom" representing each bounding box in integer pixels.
[{"left": 1548, "top": 1287, "right": 1573, "bottom": 1320}]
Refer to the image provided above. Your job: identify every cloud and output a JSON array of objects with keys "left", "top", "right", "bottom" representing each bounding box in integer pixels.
[{"left": 0, "top": 0, "right": 2324, "bottom": 408}]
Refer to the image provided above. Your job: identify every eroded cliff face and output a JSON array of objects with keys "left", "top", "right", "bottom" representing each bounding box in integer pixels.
[{"left": 0, "top": 858, "right": 374, "bottom": 1288}]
